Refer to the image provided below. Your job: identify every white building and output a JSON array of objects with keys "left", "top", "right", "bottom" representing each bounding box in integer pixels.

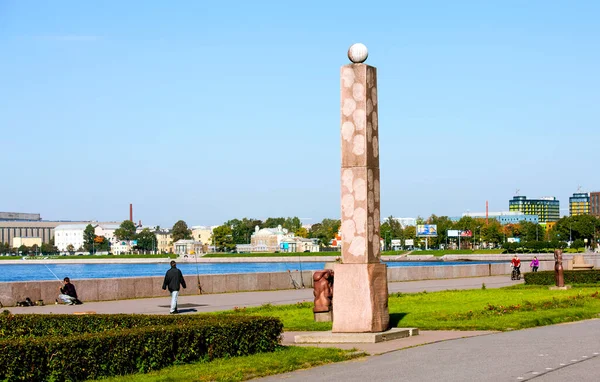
[
  {"left": 54, "top": 224, "right": 87, "bottom": 251},
  {"left": 173, "top": 240, "right": 203, "bottom": 256},
  {"left": 55, "top": 223, "right": 121, "bottom": 253},
  {"left": 393, "top": 217, "right": 417, "bottom": 228},
  {"left": 191, "top": 226, "right": 214, "bottom": 245}
]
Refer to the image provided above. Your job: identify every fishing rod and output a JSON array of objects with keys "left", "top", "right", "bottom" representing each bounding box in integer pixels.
[
  {"left": 195, "top": 252, "right": 203, "bottom": 294},
  {"left": 298, "top": 252, "right": 305, "bottom": 288},
  {"left": 45, "top": 264, "right": 62, "bottom": 283}
]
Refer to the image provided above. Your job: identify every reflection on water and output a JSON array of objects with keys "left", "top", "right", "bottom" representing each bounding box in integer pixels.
[{"left": 0, "top": 261, "right": 504, "bottom": 282}]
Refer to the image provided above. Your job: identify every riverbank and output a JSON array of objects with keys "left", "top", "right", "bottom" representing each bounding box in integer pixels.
[{"left": 0, "top": 252, "right": 587, "bottom": 264}]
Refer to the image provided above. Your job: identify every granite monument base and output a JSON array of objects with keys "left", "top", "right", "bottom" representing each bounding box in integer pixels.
[
  {"left": 295, "top": 327, "right": 418, "bottom": 344},
  {"left": 332, "top": 263, "right": 389, "bottom": 333}
]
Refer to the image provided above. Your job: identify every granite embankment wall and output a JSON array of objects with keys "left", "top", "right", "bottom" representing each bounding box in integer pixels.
[{"left": 0, "top": 259, "right": 582, "bottom": 307}]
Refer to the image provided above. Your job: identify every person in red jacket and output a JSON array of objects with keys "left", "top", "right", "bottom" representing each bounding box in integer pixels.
[{"left": 511, "top": 255, "right": 521, "bottom": 276}]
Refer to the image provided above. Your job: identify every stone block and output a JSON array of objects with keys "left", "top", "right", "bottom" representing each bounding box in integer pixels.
[
  {"left": 96, "top": 278, "right": 119, "bottom": 301},
  {"left": 549, "top": 285, "right": 572, "bottom": 290},
  {"left": 133, "top": 277, "right": 153, "bottom": 299},
  {"left": 0, "top": 283, "right": 15, "bottom": 306},
  {"left": 295, "top": 327, "right": 418, "bottom": 344},
  {"left": 226, "top": 275, "right": 240, "bottom": 292},
  {"left": 332, "top": 263, "right": 389, "bottom": 333},
  {"left": 340, "top": 64, "right": 379, "bottom": 168},
  {"left": 314, "top": 311, "right": 332, "bottom": 322},
  {"left": 255, "top": 273, "right": 271, "bottom": 291},
  {"left": 198, "top": 275, "right": 213, "bottom": 294},
  {"left": 340, "top": 167, "right": 380, "bottom": 264},
  {"left": 212, "top": 275, "right": 228, "bottom": 294},
  {"left": 238, "top": 273, "right": 259, "bottom": 291}
]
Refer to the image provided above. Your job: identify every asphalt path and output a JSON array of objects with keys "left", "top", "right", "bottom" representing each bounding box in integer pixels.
[
  {"left": 6, "top": 275, "right": 518, "bottom": 315},
  {"left": 259, "top": 319, "right": 600, "bottom": 382}
]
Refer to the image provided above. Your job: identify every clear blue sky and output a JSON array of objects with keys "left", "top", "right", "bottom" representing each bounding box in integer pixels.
[{"left": 1, "top": 1, "right": 598, "bottom": 227}]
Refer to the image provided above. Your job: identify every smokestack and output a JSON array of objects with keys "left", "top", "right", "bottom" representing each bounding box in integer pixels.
[
  {"left": 486, "top": 201, "right": 489, "bottom": 225},
  {"left": 130, "top": 204, "right": 133, "bottom": 222}
]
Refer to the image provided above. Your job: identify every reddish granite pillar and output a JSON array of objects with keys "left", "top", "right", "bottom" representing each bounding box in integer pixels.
[{"left": 332, "top": 44, "right": 389, "bottom": 333}]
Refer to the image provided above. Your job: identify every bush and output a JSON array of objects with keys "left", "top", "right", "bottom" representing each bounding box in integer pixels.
[
  {"left": 524, "top": 270, "right": 600, "bottom": 285},
  {"left": 0, "top": 314, "right": 282, "bottom": 381}
]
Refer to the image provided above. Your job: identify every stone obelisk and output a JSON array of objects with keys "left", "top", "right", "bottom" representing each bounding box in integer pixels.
[{"left": 332, "top": 44, "right": 390, "bottom": 333}]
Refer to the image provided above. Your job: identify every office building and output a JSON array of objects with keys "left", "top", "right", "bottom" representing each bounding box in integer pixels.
[
  {"left": 569, "top": 192, "right": 590, "bottom": 216},
  {"left": 0, "top": 212, "right": 41, "bottom": 221},
  {"left": 509, "top": 196, "right": 560, "bottom": 223},
  {"left": 590, "top": 192, "right": 600, "bottom": 217},
  {"left": 459, "top": 211, "right": 539, "bottom": 225}
]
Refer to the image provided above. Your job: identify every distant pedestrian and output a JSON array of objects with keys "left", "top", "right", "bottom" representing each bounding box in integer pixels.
[
  {"left": 58, "top": 277, "right": 82, "bottom": 305},
  {"left": 530, "top": 256, "right": 540, "bottom": 272},
  {"left": 162, "top": 260, "right": 186, "bottom": 314}
]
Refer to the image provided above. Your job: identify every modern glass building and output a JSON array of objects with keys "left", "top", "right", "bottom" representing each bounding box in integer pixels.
[
  {"left": 591, "top": 192, "right": 600, "bottom": 217},
  {"left": 509, "top": 196, "right": 560, "bottom": 223},
  {"left": 569, "top": 192, "right": 590, "bottom": 216}
]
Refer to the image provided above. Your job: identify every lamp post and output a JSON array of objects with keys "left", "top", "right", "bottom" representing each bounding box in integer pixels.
[{"left": 570, "top": 224, "right": 572, "bottom": 243}]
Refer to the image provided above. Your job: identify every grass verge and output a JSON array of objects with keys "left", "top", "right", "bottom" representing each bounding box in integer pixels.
[
  {"left": 99, "top": 346, "right": 362, "bottom": 382},
  {"left": 212, "top": 285, "right": 600, "bottom": 332},
  {"left": 408, "top": 249, "right": 505, "bottom": 256},
  {"left": 203, "top": 250, "right": 406, "bottom": 258}
]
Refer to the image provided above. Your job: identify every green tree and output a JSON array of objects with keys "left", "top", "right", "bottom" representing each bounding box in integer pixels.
[
  {"left": 263, "top": 217, "right": 286, "bottom": 229},
  {"left": 40, "top": 242, "right": 58, "bottom": 255},
  {"left": 83, "top": 224, "right": 97, "bottom": 254},
  {"left": 308, "top": 219, "right": 341, "bottom": 246},
  {"left": 226, "top": 218, "right": 263, "bottom": 244},
  {"left": 66, "top": 244, "right": 75, "bottom": 255},
  {"left": 427, "top": 215, "right": 454, "bottom": 248},
  {"left": 135, "top": 228, "right": 157, "bottom": 253},
  {"left": 114, "top": 220, "right": 137, "bottom": 241},
  {"left": 295, "top": 226, "right": 309, "bottom": 238},
  {"left": 283, "top": 217, "right": 302, "bottom": 233},
  {"left": 94, "top": 236, "right": 111, "bottom": 252},
  {"left": 481, "top": 219, "right": 503, "bottom": 247},
  {"left": 18, "top": 244, "right": 29, "bottom": 255},
  {"left": 211, "top": 225, "right": 235, "bottom": 252},
  {"left": 172, "top": 220, "right": 192, "bottom": 243},
  {"left": 0, "top": 242, "right": 9, "bottom": 254}
]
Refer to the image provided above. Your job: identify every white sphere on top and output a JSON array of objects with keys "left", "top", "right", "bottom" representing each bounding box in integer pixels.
[{"left": 348, "top": 43, "right": 368, "bottom": 63}]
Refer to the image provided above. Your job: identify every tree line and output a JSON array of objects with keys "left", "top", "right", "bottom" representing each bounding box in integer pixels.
[
  {"left": 210, "top": 217, "right": 341, "bottom": 252},
  {"left": 380, "top": 214, "right": 600, "bottom": 250}
]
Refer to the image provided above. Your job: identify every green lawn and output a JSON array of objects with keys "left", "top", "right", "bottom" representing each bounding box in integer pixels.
[
  {"left": 203, "top": 250, "right": 407, "bottom": 258},
  {"left": 3, "top": 254, "right": 177, "bottom": 260},
  {"left": 212, "top": 285, "right": 600, "bottom": 332},
  {"left": 408, "top": 249, "right": 505, "bottom": 256},
  {"left": 99, "top": 346, "right": 362, "bottom": 382}
]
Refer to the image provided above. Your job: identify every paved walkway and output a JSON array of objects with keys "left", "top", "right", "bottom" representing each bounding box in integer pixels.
[
  {"left": 5, "top": 275, "right": 518, "bottom": 315},
  {"left": 261, "top": 319, "right": 600, "bottom": 382}
]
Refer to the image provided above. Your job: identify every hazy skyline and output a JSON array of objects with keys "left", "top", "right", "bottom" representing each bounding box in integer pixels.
[{"left": 1, "top": 1, "right": 598, "bottom": 227}]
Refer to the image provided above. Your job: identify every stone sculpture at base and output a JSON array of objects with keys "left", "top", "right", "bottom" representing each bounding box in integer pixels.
[
  {"left": 332, "top": 44, "right": 389, "bottom": 333},
  {"left": 313, "top": 269, "right": 334, "bottom": 322}
]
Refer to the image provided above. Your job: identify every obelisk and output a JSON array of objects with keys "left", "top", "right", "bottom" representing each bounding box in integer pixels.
[{"left": 332, "top": 43, "right": 390, "bottom": 333}]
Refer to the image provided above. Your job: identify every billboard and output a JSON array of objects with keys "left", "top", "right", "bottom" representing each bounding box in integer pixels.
[
  {"left": 405, "top": 239, "right": 414, "bottom": 246},
  {"left": 416, "top": 224, "right": 438, "bottom": 237},
  {"left": 507, "top": 237, "right": 521, "bottom": 243},
  {"left": 448, "top": 230, "right": 460, "bottom": 237},
  {"left": 460, "top": 230, "right": 472, "bottom": 237}
]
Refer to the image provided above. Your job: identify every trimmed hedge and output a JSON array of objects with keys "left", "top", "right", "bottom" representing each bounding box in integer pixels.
[
  {"left": 524, "top": 270, "right": 600, "bottom": 285},
  {"left": 0, "top": 313, "right": 241, "bottom": 339},
  {"left": 0, "top": 314, "right": 282, "bottom": 381}
]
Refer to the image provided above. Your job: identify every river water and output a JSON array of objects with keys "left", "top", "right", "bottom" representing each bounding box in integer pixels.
[{"left": 0, "top": 261, "right": 504, "bottom": 282}]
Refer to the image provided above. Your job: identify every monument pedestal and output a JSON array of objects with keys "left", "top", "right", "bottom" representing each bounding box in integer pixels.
[
  {"left": 332, "top": 263, "right": 389, "bottom": 333},
  {"left": 314, "top": 312, "right": 333, "bottom": 322},
  {"left": 549, "top": 285, "right": 572, "bottom": 290}
]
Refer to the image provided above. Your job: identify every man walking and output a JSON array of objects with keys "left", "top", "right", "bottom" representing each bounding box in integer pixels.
[{"left": 162, "top": 260, "right": 186, "bottom": 314}]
